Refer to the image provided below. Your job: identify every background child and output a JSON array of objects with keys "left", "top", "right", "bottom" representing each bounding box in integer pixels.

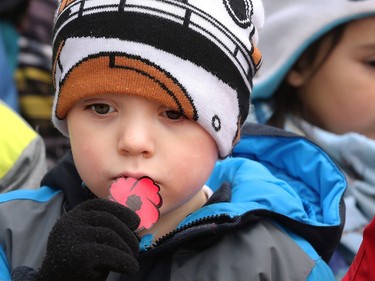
[
  {"left": 251, "top": 0, "right": 375, "bottom": 278},
  {"left": 1, "top": 1, "right": 346, "bottom": 280}
]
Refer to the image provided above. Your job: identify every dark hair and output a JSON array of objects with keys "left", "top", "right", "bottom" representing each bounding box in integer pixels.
[
  {"left": 267, "top": 24, "right": 347, "bottom": 128},
  {"left": 0, "top": 1, "right": 30, "bottom": 27}
]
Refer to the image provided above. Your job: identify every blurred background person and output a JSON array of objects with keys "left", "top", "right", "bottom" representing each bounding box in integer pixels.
[
  {"left": 0, "top": 0, "right": 29, "bottom": 112},
  {"left": 15, "top": 0, "right": 70, "bottom": 168},
  {"left": 250, "top": 0, "right": 375, "bottom": 279},
  {"left": 1, "top": 0, "right": 70, "bottom": 168},
  {"left": 1, "top": 0, "right": 46, "bottom": 192}
]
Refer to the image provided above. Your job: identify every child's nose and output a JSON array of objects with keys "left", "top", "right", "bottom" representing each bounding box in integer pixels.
[{"left": 117, "top": 120, "right": 155, "bottom": 158}]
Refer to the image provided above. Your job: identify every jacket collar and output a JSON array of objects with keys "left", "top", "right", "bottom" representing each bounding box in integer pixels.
[{"left": 41, "top": 151, "right": 95, "bottom": 210}]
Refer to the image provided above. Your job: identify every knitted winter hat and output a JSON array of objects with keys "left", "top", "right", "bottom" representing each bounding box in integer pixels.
[
  {"left": 253, "top": 0, "right": 375, "bottom": 100},
  {"left": 51, "top": 0, "right": 265, "bottom": 158}
]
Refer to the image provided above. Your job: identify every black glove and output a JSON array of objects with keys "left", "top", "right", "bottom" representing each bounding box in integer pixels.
[{"left": 12, "top": 198, "right": 140, "bottom": 281}]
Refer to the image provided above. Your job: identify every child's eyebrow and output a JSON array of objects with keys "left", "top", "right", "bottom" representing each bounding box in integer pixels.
[{"left": 358, "top": 43, "right": 375, "bottom": 51}]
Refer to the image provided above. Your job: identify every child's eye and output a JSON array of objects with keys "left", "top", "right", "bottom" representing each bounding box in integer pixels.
[
  {"left": 367, "top": 59, "right": 375, "bottom": 68},
  {"left": 90, "top": 104, "right": 114, "bottom": 114},
  {"left": 165, "top": 110, "right": 184, "bottom": 120}
]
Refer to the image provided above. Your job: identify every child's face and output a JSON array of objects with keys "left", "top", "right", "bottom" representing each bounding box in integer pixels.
[
  {"left": 67, "top": 94, "right": 218, "bottom": 216},
  {"left": 288, "top": 16, "right": 375, "bottom": 139}
]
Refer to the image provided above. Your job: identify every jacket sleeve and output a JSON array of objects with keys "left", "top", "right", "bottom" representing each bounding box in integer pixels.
[
  {"left": 342, "top": 216, "right": 375, "bottom": 281},
  {"left": 0, "top": 101, "right": 47, "bottom": 192}
]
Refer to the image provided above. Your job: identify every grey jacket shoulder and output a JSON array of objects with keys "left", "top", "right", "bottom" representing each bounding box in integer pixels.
[
  {"left": 0, "top": 101, "right": 47, "bottom": 192},
  {"left": 0, "top": 136, "right": 47, "bottom": 192},
  {"left": 0, "top": 187, "right": 64, "bottom": 271}
]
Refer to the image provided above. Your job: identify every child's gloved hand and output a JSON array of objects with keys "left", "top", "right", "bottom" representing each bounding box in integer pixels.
[{"left": 12, "top": 198, "right": 140, "bottom": 281}]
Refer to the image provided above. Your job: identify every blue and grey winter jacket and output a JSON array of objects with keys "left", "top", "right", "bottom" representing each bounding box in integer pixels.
[{"left": 0, "top": 124, "right": 346, "bottom": 281}]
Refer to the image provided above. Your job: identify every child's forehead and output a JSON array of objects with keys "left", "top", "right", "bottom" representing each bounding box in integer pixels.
[{"left": 344, "top": 16, "right": 375, "bottom": 38}]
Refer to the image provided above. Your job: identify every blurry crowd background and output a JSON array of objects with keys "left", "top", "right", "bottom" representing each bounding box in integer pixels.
[{"left": 0, "top": 0, "right": 70, "bottom": 168}]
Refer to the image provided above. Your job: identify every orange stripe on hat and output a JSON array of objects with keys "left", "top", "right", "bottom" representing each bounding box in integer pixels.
[
  {"left": 56, "top": 53, "right": 196, "bottom": 120},
  {"left": 252, "top": 46, "right": 262, "bottom": 69},
  {"left": 58, "top": 0, "right": 77, "bottom": 15}
]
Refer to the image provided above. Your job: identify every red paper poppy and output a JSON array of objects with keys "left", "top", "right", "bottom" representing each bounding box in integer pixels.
[{"left": 109, "top": 176, "right": 163, "bottom": 230}]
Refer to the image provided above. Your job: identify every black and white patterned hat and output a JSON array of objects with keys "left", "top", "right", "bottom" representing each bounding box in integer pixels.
[{"left": 52, "top": 0, "right": 264, "bottom": 158}]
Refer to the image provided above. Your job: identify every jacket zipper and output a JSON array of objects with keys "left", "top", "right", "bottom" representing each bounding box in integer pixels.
[{"left": 143, "top": 213, "right": 234, "bottom": 252}]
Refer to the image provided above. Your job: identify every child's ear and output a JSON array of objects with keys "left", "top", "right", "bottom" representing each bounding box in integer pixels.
[
  {"left": 286, "top": 69, "right": 305, "bottom": 87},
  {"left": 286, "top": 56, "right": 312, "bottom": 87}
]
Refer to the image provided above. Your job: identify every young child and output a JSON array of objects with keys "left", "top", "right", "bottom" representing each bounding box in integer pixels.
[
  {"left": 1, "top": 1, "right": 346, "bottom": 280},
  {"left": 251, "top": 0, "right": 375, "bottom": 278}
]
